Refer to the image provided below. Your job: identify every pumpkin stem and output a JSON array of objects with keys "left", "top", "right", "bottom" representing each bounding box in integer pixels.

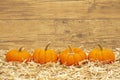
[
  {"left": 45, "top": 43, "right": 51, "bottom": 51},
  {"left": 19, "top": 47, "right": 23, "bottom": 52},
  {"left": 98, "top": 44, "right": 103, "bottom": 51},
  {"left": 68, "top": 45, "right": 74, "bottom": 53}
]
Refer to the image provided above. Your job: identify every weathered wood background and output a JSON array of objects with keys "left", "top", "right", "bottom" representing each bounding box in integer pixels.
[{"left": 0, "top": 0, "right": 120, "bottom": 50}]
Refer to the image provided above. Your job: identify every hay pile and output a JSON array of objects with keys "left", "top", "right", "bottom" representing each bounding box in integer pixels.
[{"left": 0, "top": 49, "right": 120, "bottom": 80}]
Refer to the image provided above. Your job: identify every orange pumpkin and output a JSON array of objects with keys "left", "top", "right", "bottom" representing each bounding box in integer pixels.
[
  {"left": 88, "top": 44, "right": 115, "bottom": 63},
  {"left": 59, "top": 45, "right": 87, "bottom": 66},
  {"left": 6, "top": 47, "right": 31, "bottom": 62},
  {"left": 32, "top": 43, "right": 58, "bottom": 64}
]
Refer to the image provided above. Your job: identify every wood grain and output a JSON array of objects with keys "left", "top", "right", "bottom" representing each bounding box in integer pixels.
[
  {"left": 0, "top": 0, "right": 120, "bottom": 49},
  {"left": 0, "top": 0, "right": 120, "bottom": 20},
  {"left": 0, "top": 20, "right": 119, "bottom": 49}
]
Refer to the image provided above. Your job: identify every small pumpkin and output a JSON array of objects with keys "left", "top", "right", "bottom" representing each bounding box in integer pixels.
[
  {"left": 88, "top": 44, "right": 115, "bottom": 63},
  {"left": 59, "top": 45, "right": 87, "bottom": 66},
  {"left": 32, "top": 43, "right": 58, "bottom": 64},
  {"left": 6, "top": 47, "right": 31, "bottom": 62}
]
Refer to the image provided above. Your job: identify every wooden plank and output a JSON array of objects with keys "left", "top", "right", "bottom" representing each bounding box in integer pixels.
[
  {"left": 55, "top": 19, "right": 120, "bottom": 49},
  {"left": 0, "top": 0, "right": 119, "bottom": 20},
  {"left": 0, "top": 20, "right": 119, "bottom": 49},
  {"left": 0, "top": 0, "right": 119, "bottom": 49},
  {"left": 0, "top": 20, "right": 55, "bottom": 36}
]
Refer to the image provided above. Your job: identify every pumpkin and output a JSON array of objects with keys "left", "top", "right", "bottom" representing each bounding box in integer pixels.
[
  {"left": 59, "top": 45, "right": 87, "bottom": 66},
  {"left": 88, "top": 44, "right": 115, "bottom": 63},
  {"left": 32, "top": 43, "right": 58, "bottom": 64},
  {"left": 6, "top": 47, "right": 31, "bottom": 62}
]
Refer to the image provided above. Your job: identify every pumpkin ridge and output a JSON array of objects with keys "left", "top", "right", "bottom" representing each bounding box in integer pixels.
[
  {"left": 88, "top": 45, "right": 115, "bottom": 63},
  {"left": 38, "top": 50, "right": 41, "bottom": 63},
  {"left": 6, "top": 48, "right": 31, "bottom": 62},
  {"left": 59, "top": 45, "right": 86, "bottom": 66},
  {"left": 32, "top": 43, "right": 57, "bottom": 64}
]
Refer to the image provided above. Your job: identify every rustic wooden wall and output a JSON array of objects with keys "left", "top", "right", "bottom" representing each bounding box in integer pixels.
[{"left": 0, "top": 0, "right": 120, "bottom": 49}]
